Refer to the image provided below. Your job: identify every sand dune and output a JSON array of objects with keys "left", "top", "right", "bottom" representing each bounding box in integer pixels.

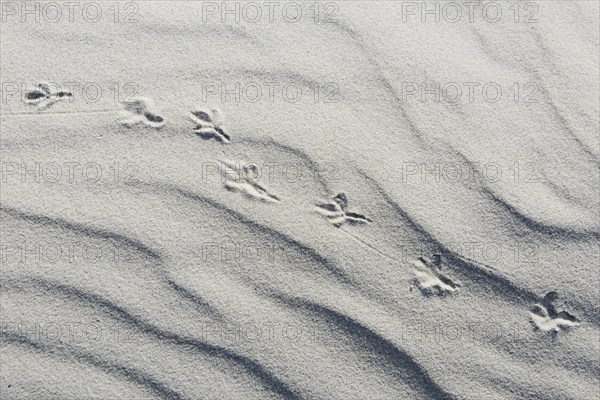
[{"left": 1, "top": 1, "right": 598, "bottom": 399}]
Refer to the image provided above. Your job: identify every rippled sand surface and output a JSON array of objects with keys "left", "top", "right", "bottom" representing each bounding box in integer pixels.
[{"left": 1, "top": 1, "right": 599, "bottom": 399}]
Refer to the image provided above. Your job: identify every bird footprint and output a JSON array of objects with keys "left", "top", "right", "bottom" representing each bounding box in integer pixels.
[
  {"left": 530, "top": 291, "right": 580, "bottom": 334},
  {"left": 316, "top": 193, "right": 372, "bottom": 227},
  {"left": 120, "top": 97, "right": 165, "bottom": 128},
  {"left": 221, "top": 161, "right": 280, "bottom": 202},
  {"left": 25, "top": 82, "right": 72, "bottom": 110},
  {"left": 411, "top": 254, "right": 460, "bottom": 295},
  {"left": 190, "top": 107, "right": 230, "bottom": 143}
]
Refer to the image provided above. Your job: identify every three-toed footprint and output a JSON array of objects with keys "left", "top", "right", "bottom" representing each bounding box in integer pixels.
[
  {"left": 190, "top": 107, "right": 230, "bottom": 143},
  {"left": 530, "top": 291, "right": 580, "bottom": 335},
  {"left": 411, "top": 254, "right": 461, "bottom": 295},
  {"left": 120, "top": 97, "right": 165, "bottom": 128},
  {"left": 221, "top": 161, "right": 280, "bottom": 202},
  {"left": 316, "top": 193, "right": 372, "bottom": 227},
  {"left": 25, "top": 82, "right": 72, "bottom": 110}
]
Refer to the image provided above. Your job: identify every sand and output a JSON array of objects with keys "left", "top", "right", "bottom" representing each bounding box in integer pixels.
[{"left": 1, "top": 1, "right": 599, "bottom": 399}]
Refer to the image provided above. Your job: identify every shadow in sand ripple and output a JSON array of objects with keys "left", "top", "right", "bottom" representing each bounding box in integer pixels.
[
  {"left": 0, "top": 206, "right": 162, "bottom": 261},
  {"left": 2, "top": 332, "right": 183, "bottom": 400},
  {"left": 276, "top": 295, "right": 457, "bottom": 400},
  {"left": 1, "top": 206, "right": 224, "bottom": 321},
  {"left": 481, "top": 187, "right": 600, "bottom": 240},
  {"left": 1, "top": 278, "right": 301, "bottom": 400}
]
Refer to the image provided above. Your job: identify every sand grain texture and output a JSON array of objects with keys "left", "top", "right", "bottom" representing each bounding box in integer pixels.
[{"left": 1, "top": 1, "right": 599, "bottom": 399}]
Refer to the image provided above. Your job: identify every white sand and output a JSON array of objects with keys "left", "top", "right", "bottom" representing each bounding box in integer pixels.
[{"left": 1, "top": 1, "right": 599, "bottom": 399}]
